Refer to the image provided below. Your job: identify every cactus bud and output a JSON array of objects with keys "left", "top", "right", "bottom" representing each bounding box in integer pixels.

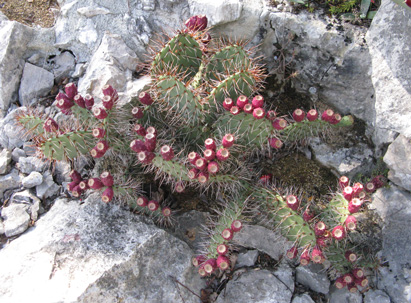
[
  {"left": 160, "top": 145, "right": 174, "bottom": 161},
  {"left": 269, "top": 138, "right": 283, "bottom": 149},
  {"left": 69, "top": 170, "right": 82, "bottom": 182},
  {"left": 73, "top": 94, "right": 86, "bottom": 108},
  {"left": 185, "top": 15, "right": 208, "bottom": 31},
  {"left": 230, "top": 106, "right": 240, "bottom": 115},
  {"left": 352, "top": 182, "right": 364, "bottom": 197},
  {"left": 130, "top": 139, "right": 147, "bottom": 153},
  {"left": 355, "top": 277, "right": 368, "bottom": 288},
  {"left": 352, "top": 268, "right": 364, "bottom": 279},
  {"left": 303, "top": 209, "right": 314, "bottom": 222},
  {"left": 92, "top": 107, "right": 108, "bottom": 119},
  {"left": 90, "top": 147, "right": 104, "bottom": 158},
  {"left": 222, "top": 134, "right": 235, "bottom": 148},
  {"left": 344, "top": 216, "right": 357, "bottom": 231},
  {"left": 345, "top": 250, "right": 357, "bottom": 262},
  {"left": 306, "top": 109, "right": 318, "bottom": 121},
  {"left": 207, "top": 161, "right": 219, "bottom": 174},
  {"left": 266, "top": 110, "right": 277, "bottom": 121},
  {"left": 188, "top": 151, "right": 200, "bottom": 165},
  {"left": 292, "top": 109, "right": 305, "bottom": 122},
  {"left": 243, "top": 103, "right": 253, "bottom": 114},
  {"left": 102, "top": 95, "right": 114, "bottom": 110},
  {"left": 100, "top": 171, "right": 114, "bottom": 187},
  {"left": 205, "top": 138, "right": 216, "bottom": 150},
  {"left": 348, "top": 198, "right": 363, "bottom": 214},
  {"left": 365, "top": 181, "right": 376, "bottom": 193},
  {"left": 343, "top": 186, "right": 353, "bottom": 201},
  {"left": 204, "top": 149, "right": 216, "bottom": 161},
  {"left": 217, "top": 255, "right": 230, "bottom": 270},
  {"left": 148, "top": 200, "right": 159, "bottom": 211},
  {"left": 300, "top": 249, "right": 311, "bottom": 266},
  {"left": 286, "top": 195, "right": 299, "bottom": 211},
  {"left": 146, "top": 126, "right": 157, "bottom": 136},
  {"left": 44, "top": 118, "right": 59, "bottom": 132},
  {"left": 252, "top": 95, "right": 264, "bottom": 108},
  {"left": 139, "top": 91, "right": 154, "bottom": 105},
  {"left": 57, "top": 95, "right": 74, "bottom": 110},
  {"left": 192, "top": 255, "right": 205, "bottom": 267},
  {"left": 102, "top": 84, "right": 117, "bottom": 100},
  {"left": 316, "top": 237, "right": 329, "bottom": 248},
  {"left": 314, "top": 221, "right": 327, "bottom": 236},
  {"left": 64, "top": 83, "right": 78, "bottom": 99},
  {"left": 136, "top": 196, "right": 149, "bottom": 207},
  {"left": 223, "top": 98, "right": 234, "bottom": 111},
  {"left": 101, "top": 187, "right": 114, "bottom": 203},
  {"left": 347, "top": 283, "right": 358, "bottom": 293},
  {"left": 231, "top": 220, "right": 243, "bottom": 232},
  {"left": 79, "top": 180, "right": 89, "bottom": 191},
  {"left": 343, "top": 273, "right": 355, "bottom": 284},
  {"left": 321, "top": 109, "right": 334, "bottom": 122},
  {"left": 71, "top": 185, "right": 83, "bottom": 197},
  {"left": 92, "top": 128, "right": 106, "bottom": 138},
  {"left": 175, "top": 181, "right": 185, "bottom": 193},
  {"left": 272, "top": 118, "right": 287, "bottom": 130},
  {"left": 88, "top": 178, "right": 104, "bottom": 189},
  {"left": 329, "top": 113, "right": 342, "bottom": 125},
  {"left": 188, "top": 168, "right": 199, "bottom": 180},
  {"left": 68, "top": 181, "right": 79, "bottom": 192},
  {"left": 203, "top": 258, "right": 217, "bottom": 275},
  {"left": 311, "top": 247, "right": 324, "bottom": 264},
  {"left": 131, "top": 107, "right": 144, "bottom": 119},
  {"left": 162, "top": 207, "right": 172, "bottom": 217},
  {"left": 197, "top": 172, "right": 209, "bottom": 184},
  {"left": 221, "top": 228, "right": 234, "bottom": 241},
  {"left": 216, "top": 148, "right": 230, "bottom": 161},
  {"left": 253, "top": 108, "right": 265, "bottom": 119},
  {"left": 286, "top": 246, "right": 298, "bottom": 259},
  {"left": 144, "top": 133, "right": 157, "bottom": 152},
  {"left": 339, "top": 176, "right": 349, "bottom": 189},
  {"left": 96, "top": 140, "right": 110, "bottom": 154},
  {"left": 133, "top": 124, "right": 146, "bottom": 137},
  {"left": 195, "top": 158, "right": 207, "bottom": 171},
  {"left": 236, "top": 95, "right": 248, "bottom": 109},
  {"left": 198, "top": 266, "right": 207, "bottom": 277},
  {"left": 335, "top": 277, "right": 346, "bottom": 289},
  {"left": 332, "top": 225, "right": 346, "bottom": 240},
  {"left": 84, "top": 94, "right": 94, "bottom": 110},
  {"left": 137, "top": 150, "right": 155, "bottom": 164},
  {"left": 217, "top": 244, "right": 228, "bottom": 255}
]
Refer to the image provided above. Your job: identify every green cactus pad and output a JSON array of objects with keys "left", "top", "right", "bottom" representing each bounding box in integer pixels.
[
  {"left": 323, "top": 193, "right": 351, "bottom": 226},
  {"left": 17, "top": 114, "right": 46, "bottom": 136},
  {"left": 151, "top": 33, "right": 203, "bottom": 80},
  {"left": 151, "top": 156, "right": 191, "bottom": 181}
]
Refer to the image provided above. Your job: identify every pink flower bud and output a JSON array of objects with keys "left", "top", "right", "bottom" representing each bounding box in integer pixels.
[
  {"left": 217, "top": 244, "right": 228, "bottom": 255},
  {"left": 102, "top": 187, "right": 114, "bottom": 203},
  {"left": 286, "top": 246, "right": 298, "bottom": 259},
  {"left": 204, "top": 149, "right": 216, "bottom": 161},
  {"left": 286, "top": 195, "right": 299, "bottom": 211},
  {"left": 148, "top": 200, "right": 159, "bottom": 211},
  {"left": 253, "top": 108, "right": 265, "bottom": 119},
  {"left": 139, "top": 91, "right": 153, "bottom": 105},
  {"left": 272, "top": 118, "right": 287, "bottom": 130},
  {"left": 221, "top": 228, "right": 233, "bottom": 241},
  {"left": 223, "top": 98, "right": 234, "bottom": 111},
  {"left": 84, "top": 94, "right": 94, "bottom": 110},
  {"left": 292, "top": 109, "right": 305, "bottom": 122},
  {"left": 314, "top": 221, "right": 327, "bottom": 236},
  {"left": 88, "top": 178, "right": 104, "bottom": 189},
  {"left": 344, "top": 216, "right": 357, "bottom": 231},
  {"left": 252, "top": 95, "right": 264, "bottom": 108},
  {"left": 321, "top": 109, "right": 334, "bottom": 122},
  {"left": 131, "top": 107, "right": 144, "bottom": 119},
  {"left": 243, "top": 103, "right": 253, "bottom": 114},
  {"left": 130, "top": 139, "right": 147, "bottom": 153},
  {"left": 133, "top": 124, "right": 146, "bottom": 137},
  {"left": 136, "top": 196, "right": 149, "bottom": 207},
  {"left": 64, "top": 83, "right": 78, "bottom": 99},
  {"left": 44, "top": 118, "right": 59, "bottom": 132},
  {"left": 205, "top": 138, "right": 216, "bottom": 150},
  {"left": 300, "top": 249, "right": 310, "bottom": 266},
  {"left": 100, "top": 171, "right": 114, "bottom": 187},
  {"left": 269, "top": 138, "right": 283, "bottom": 149},
  {"left": 306, "top": 109, "right": 318, "bottom": 121},
  {"left": 185, "top": 15, "right": 208, "bottom": 31},
  {"left": 230, "top": 106, "right": 240, "bottom": 115},
  {"left": 197, "top": 171, "right": 209, "bottom": 184},
  {"left": 160, "top": 145, "right": 174, "bottom": 161},
  {"left": 236, "top": 95, "right": 248, "bottom": 109}
]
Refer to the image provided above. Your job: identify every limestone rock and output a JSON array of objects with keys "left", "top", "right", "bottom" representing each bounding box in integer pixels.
[
  {"left": 377, "top": 266, "right": 410, "bottom": 303},
  {"left": 0, "top": 107, "right": 27, "bottom": 149},
  {"left": 17, "top": 156, "right": 47, "bottom": 174},
  {"left": 188, "top": 0, "right": 243, "bottom": 26},
  {"left": 0, "top": 149, "right": 12, "bottom": 175},
  {"left": 364, "top": 289, "right": 391, "bottom": 303},
  {"left": 329, "top": 286, "right": 363, "bottom": 303},
  {"left": 292, "top": 293, "right": 315, "bottom": 303},
  {"left": 0, "top": 169, "right": 22, "bottom": 199},
  {"left": 236, "top": 250, "right": 259, "bottom": 267},
  {"left": 36, "top": 171, "right": 60, "bottom": 200},
  {"left": 22, "top": 171, "right": 43, "bottom": 188},
  {"left": 11, "top": 147, "right": 26, "bottom": 162},
  {"left": 51, "top": 51, "right": 76, "bottom": 81},
  {"left": 18, "top": 63, "right": 54, "bottom": 106},
  {"left": 296, "top": 264, "right": 330, "bottom": 294}
]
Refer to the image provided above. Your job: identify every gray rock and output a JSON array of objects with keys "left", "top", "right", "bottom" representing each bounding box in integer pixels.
[
  {"left": 72, "top": 63, "right": 87, "bottom": 78},
  {"left": 364, "top": 289, "right": 391, "bottom": 303},
  {"left": 377, "top": 266, "right": 410, "bottom": 303},
  {"left": 0, "top": 218, "right": 4, "bottom": 235},
  {"left": 311, "top": 138, "right": 373, "bottom": 178},
  {"left": 236, "top": 250, "right": 259, "bottom": 267},
  {"left": 173, "top": 210, "right": 207, "bottom": 250},
  {"left": 233, "top": 225, "right": 291, "bottom": 260},
  {"left": 366, "top": 0, "right": 411, "bottom": 143},
  {"left": 216, "top": 266, "right": 294, "bottom": 303},
  {"left": 329, "top": 286, "right": 363, "bottom": 303},
  {"left": 292, "top": 293, "right": 315, "bottom": 303},
  {"left": 51, "top": 51, "right": 76, "bottom": 81},
  {"left": 0, "top": 169, "right": 22, "bottom": 199},
  {"left": 77, "top": 6, "right": 111, "bottom": 18},
  {"left": 11, "top": 147, "right": 26, "bottom": 162},
  {"left": 22, "top": 172, "right": 43, "bottom": 188},
  {"left": 53, "top": 161, "right": 72, "bottom": 184},
  {"left": 371, "top": 186, "right": 411, "bottom": 276},
  {"left": 0, "top": 149, "right": 12, "bottom": 174},
  {"left": 0, "top": 107, "right": 27, "bottom": 149},
  {"left": 18, "top": 63, "right": 54, "bottom": 106},
  {"left": 0, "top": 194, "right": 204, "bottom": 302},
  {"left": 383, "top": 135, "right": 411, "bottom": 191},
  {"left": 188, "top": 0, "right": 243, "bottom": 26},
  {"left": 296, "top": 264, "right": 330, "bottom": 294},
  {"left": 17, "top": 156, "right": 47, "bottom": 174},
  {"left": 36, "top": 171, "right": 60, "bottom": 199}
]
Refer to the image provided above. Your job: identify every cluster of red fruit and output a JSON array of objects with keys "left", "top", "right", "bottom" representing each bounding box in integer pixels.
[{"left": 135, "top": 196, "right": 172, "bottom": 217}]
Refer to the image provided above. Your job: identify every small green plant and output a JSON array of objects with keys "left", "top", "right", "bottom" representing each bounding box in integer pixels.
[{"left": 17, "top": 15, "right": 381, "bottom": 292}]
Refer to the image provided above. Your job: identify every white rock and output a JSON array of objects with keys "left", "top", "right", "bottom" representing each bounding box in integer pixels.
[
  {"left": 77, "top": 6, "right": 111, "bottom": 17},
  {"left": 0, "top": 169, "right": 22, "bottom": 199},
  {"left": 78, "top": 19, "right": 98, "bottom": 45},
  {"left": 236, "top": 250, "right": 259, "bottom": 267},
  {"left": 36, "top": 171, "right": 60, "bottom": 199},
  {"left": 329, "top": 286, "right": 363, "bottom": 303},
  {"left": 292, "top": 293, "right": 315, "bottom": 303},
  {"left": 11, "top": 147, "right": 26, "bottom": 162},
  {"left": 17, "top": 156, "right": 47, "bottom": 174},
  {"left": 1, "top": 204, "right": 30, "bottom": 237},
  {"left": 22, "top": 172, "right": 43, "bottom": 188},
  {"left": 0, "top": 149, "right": 12, "bottom": 175},
  {"left": 364, "top": 289, "right": 391, "bottom": 303},
  {"left": 296, "top": 264, "right": 330, "bottom": 294},
  {"left": 189, "top": 0, "right": 243, "bottom": 26},
  {"left": 18, "top": 63, "right": 54, "bottom": 106},
  {"left": 51, "top": 51, "right": 76, "bottom": 81}
]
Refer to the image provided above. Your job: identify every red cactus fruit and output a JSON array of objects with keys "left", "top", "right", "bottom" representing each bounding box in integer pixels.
[
  {"left": 217, "top": 244, "right": 228, "bottom": 255},
  {"left": 316, "top": 237, "right": 329, "bottom": 248},
  {"left": 372, "top": 175, "right": 386, "bottom": 189},
  {"left": 306, "top": 109, "right": 318, "bottom": 121},
  {"left": 102, "top": 84, "right": 118, "bottom": 100},
  {"left": 146, "top": 126, "right": 157, "bottom": 136},
  {"left": 92, "top": 128, "right": 106, "bottom": 138},
  {"left": 133, "top": 124, "right": 146, "bottom": 137},
  {"left": 300, "top": 249, "right": 311, "bottom": 266},
  {"left": 231, "top": 220, "right": 243, "bottom": 232},
  {"left": 223, "top": 98, "right": 234, "bottom": 111},
  {"left": 139, "top": 91, "right": 153, "bottom": 105},
  {"left": 68, "top": 181, "right": 79, "bottom": 192},
  {"left": 92, "top": 107, "right": 108, "bottom": 119},
  {"left": 71, "top": 185, "right": 83, "bottom": 197},
  {"left": 64, "top": 83, "right": 78, "bottom": 99},
  {"left": 253, "top": 108, "right": 265, "bottom": 119},
  {"left": 355, "top": 277, "right": 368, "bottom": 288},
  {"left": 136, "top": 196, "right": 149, "bottom": 207},
  {"left": 339, "top": 176, "right": 349, "bottom": 189},
  {"left": 259, "top": 174, "right": 272, "bottom": 185},
  {"left": 148, "top": 200, "right": 159, "bottom": 211},
  {"left": 348, "top": 198, "right": 363, "bottom": 214},
  {"left": 266, "top": 110, "right": 277, "bottom": 121},
  {"left": 44, "top": 118, "right": 59, "bottom": 132},
  {"left": 286, "top": 195, "right": 299, "bottom": 211},
  {"left": 185, "top": 15, "right": 207, "bottom": 31},
  {"left": 303, "top": 209, "right": 314, "bottom": 222},
  {"left": 192, "top": 255, "right": 206, "bottom": 267},
  {"left": 175, "top": 181, "right": 185, "bottom": 193},
  {"left": 343, "top": 186, "right": 353, "bottom": 201},
  {"left": 198, "top": 266, "right": 207, "bottom": 277},
  {"left": 343, "top": 273, "right": 355, "bottom": 284},
  {"left": 144, "top": 134, "right": 157, "bottom": 152},
  {"left": 353, "top": 182, "right": 364, "bottom": 197},
  {"left": 365, "top": 182, "right": 376, "bottom": 193},
  {"left": 207, "top": 161, "right": 219, "bottom": 174},
  {"left": 217, "top": 255, "right": 230, "bottom": 270},
  {"left": 61, "top": 108, "right": 72, "bottom": 115},
  {"left": 222, "top": 134, "right": 235, "bottom": 148},
  {"left": 102, "top": 95, "right": 114, "bottom": 110},
  {"left": 73, "top": 94, "right": 86, "bottom": 108},
  {"left": 69, "top": 170, "right": 82, "bottom": 183},
  {"left": 286, "top": 246, "right": 298, "bottom": 259},
  {"left": 204, "top": 149, "right": 216, "bottom": 161},
  {"left": 137, "top": 151, "right": 155, "bottom": 164},
  {"left": 56, "top": 91, "right": 70, "bottom": 102},
  {"left": 335, "top": 277, "right": 346, "bottom": 289},
  {"left": 332, "top": 225, "right": 346, "bottom": 240},
  {"left": 100, "top": 171, "right": 114, "bottom": 187},
  {"left": 160, "top": 145, "right": 174, "bottom": 161},
  {"left": 314, "top": 221, "right": 327, "bottom": 236},
  {"left": 406, "top": 0, "right": 411, "bottom": 7},
  {"left": 90, "top": 149, "right": 105, "bottom": 161},
  {"left": 96, "top": 140, "right": 110, "bottom": 154},
  {"left": 292, "top": 109, "right": 305, "bottom": 122},
  {"left": 57, "top": 96, "right": 74, "bottom": 110},
  {"left": 203, "top": 258, "right": 217, "bottom": 275},
  {"left": 230, "top": 106, "right": 240, "bottom": 115},
  {"left": 311, "top": 247, "right": 324, "bottom": 264},
  {"left": 344, "top": 216, "right": 357, "bottom": 231},
  {"left": 348, "top": 283, "right": 358, "bottom": 293},
  {"left": 269, "top": 138, "right": 283, "bottom": 149},
  {"left": 221, "top": 228, "right": 234, "bottom": 241},
  {"left": 88, "top": 178, "right": 104, "bottom": 189},
  {"left": 272, "top": 118, "right": 287, "bottom": 130},
  {"left": 352, "top": 268, "right": 364, "bottom": 279},
  {"left": 197, "top": 172, "right": 209, "bottom": 184},
  {"left": 188, "top": 168, "right": 199, "bottom": 180},
  {"left": 321, "top": 109, "right": 334, "bottom": 122},
  {"left": 79, "top": 180, "right": 89, "bottom": 191},
  {"left": 101, "top": 187, "right": 114, "bottom": 203},
  {"left": 216, "top": 148, "right": 230, "bottom": 161},
  {"left": 252, "top": 95, "right": 264, "bottom": 108},
  {"left": 84, "top": 94, "right": 94, "bottom": 110},
  {"left": 130, "top": 139, "right": 147, "bottom": 153},
  {"left": 243, "top": 103, "right": 253, "bottom": 114},
  {"left": 162, "top": 207, "right": 172, "bottom": 217},
  {"left": 195, "top": 158, "right": 207, "bottom": 171},
  {"left": 131, "top": 107, "right": 144, "bottom": 119},
  {"left": 329, "top": 113, "right": 342, "bottom": 125},
  {"left": 188, "top": 151, "right": 200, "bottom": 165},
  {"left": 345, "top": 250, "right": 357, "bottom": 262},
  {"left": 205, "top": 138, "right": 216, "bottom": 150},
  {"left": 236, "top": 95, "right": 248, "bottom": 109}
]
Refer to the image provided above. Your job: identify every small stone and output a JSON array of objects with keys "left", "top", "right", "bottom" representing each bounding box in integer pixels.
[
  {"left": 17, "top": 156, "right": 47, "bottom": 174},
  {"left": 0, "top": 149, "right": 12, "bottom": 175},
  {"left": 329, "top": 285, "right": 363, "bottom": 303},
  {"left": 0, "top": 169, "right": 22, "bottom": 199},
  {"left": 72, "top": 63, "right": 87, "bottom": 78},
  {"left": 296, "top": 263, "right": 330, "bottom": 294},
  {"left": 36, "top": 171, "right": 60, "bottom": 199},
  {"left": 384, "top": 134, "right": 411, "bottom": 191},
  {"left": 236, "top": 250, "right": 259, "bottom": 267},
  {"left": 77, "top": 6, "right": 111, "bottom": 18},
  {"left": 18, "top": 63, "right": 54, "bottom": 106},
  {"left": 51, "top": 52, "right": 76, "bottom": 81},
  {"left": 364, "top": 289, "right": 390, "bottom": 303},
  {"left": 0, "top": 108, "right": 27, "bottom": 149},
  {"left": 11, "top": 148, "right": 26, "bottom": 162},
  {"left": 292, "top": 293, "right": 315, "bottom": 303},
  {"left": 22, "top": 172, "right": 43, "bottom": 188},
  {"left": 1, "top": 204, "right": 30, "bottom": 237}
]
